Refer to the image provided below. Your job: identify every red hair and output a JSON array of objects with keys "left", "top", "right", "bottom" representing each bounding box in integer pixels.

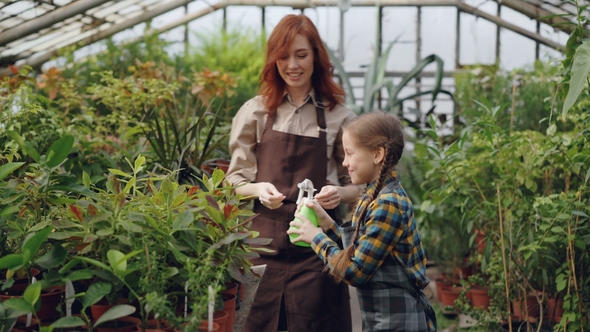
[{"left": 259, "top": 14, "right": 345, "bottom": 114}]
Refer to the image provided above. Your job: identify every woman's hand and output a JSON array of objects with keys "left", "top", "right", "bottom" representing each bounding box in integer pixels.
[
  {"left": 314, "top": 185, "right": 341, "bottom": 209},
  {"left": 297, "top": 199, "right": 335, "bottom": 232},
  {"left": 287, "top": 212, "right": 323, "bottom": 244},
  {"left": 257, "top": 182, "right": 286, "bottom": 210}
]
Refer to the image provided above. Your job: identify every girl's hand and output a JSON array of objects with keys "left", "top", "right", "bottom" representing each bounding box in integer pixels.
[
  {"left": 297, "top": 199, "right": 335, "bottom": 232},
  {"left": 257, "top": 182, "right": 285, "bottom": 210},
  {"left": 288, "top": 212, "right": 322, "bottom": 244},
  {"left": 314, "top": 185, "right": 341, "bottom": 209}
]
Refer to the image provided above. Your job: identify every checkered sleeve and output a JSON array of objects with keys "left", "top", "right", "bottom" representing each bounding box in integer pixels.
[{"left": 313, "top": 179, "right": 428, "bottom": 289}]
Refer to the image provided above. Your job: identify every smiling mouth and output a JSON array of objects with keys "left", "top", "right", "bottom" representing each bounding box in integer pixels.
[{"left": 287, "top": 73, "right": 302, "bottom": 77}]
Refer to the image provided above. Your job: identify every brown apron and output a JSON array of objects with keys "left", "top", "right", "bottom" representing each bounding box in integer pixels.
[{"left": 243, "top": 97, "right": 352, "bottom": 332}]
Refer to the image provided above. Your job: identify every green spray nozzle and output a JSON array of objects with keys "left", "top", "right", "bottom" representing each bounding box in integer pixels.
[{"left": 290, "top": 179, "right": 318, "bottom": 247}]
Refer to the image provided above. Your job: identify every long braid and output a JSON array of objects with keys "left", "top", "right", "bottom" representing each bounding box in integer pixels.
[{"left": 328, "top": 145, "right": 397, "bottom": 283}]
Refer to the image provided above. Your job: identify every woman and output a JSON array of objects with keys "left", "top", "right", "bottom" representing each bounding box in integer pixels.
[{"left": 226, "top": 14, "right": 360, "bottom": 332}]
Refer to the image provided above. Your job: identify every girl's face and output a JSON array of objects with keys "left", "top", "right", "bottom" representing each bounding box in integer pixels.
[
  {"left": 342, "top": 131, "right": 382, "bottom": 185},
  {"left": 276, "top": 34, "right": 314, "bottom": 95}
]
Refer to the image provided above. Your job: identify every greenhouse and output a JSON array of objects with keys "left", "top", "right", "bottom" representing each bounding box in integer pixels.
[{"left": 0, "top": 0, "right": 589, "bottom": 331}]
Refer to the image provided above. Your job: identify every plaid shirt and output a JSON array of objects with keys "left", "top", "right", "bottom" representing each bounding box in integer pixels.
[{"left": 312, "top": 170, "right": 429, "bottom": 290}]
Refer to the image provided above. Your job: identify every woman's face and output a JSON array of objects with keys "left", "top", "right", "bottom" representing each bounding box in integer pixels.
[
  {"left": 276, "top": 34, "right": 314, "bottom": 95},
  {"left": 342, "top": 131, "right": 381, "bottom": 185}
]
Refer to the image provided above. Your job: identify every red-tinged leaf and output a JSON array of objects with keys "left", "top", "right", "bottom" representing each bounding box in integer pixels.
[
  {"left": 113, "top": 177, "right": 121, "bottom": 194},
  {"left": 188, "top": 186, "right": 199, "bottom": 196},
  {"left": 18, "top": 206, "right": 27, "bottom": 218},
  {"left": 70, "top": 205, "right": 83, "bottom": 223},
  {"left": 205, "top": 195, "right": 219, "bottom": 210},
  {"left": 147, "top": 179, "right": 154, "bottom": 193},
  {"left": 9, "top": 65, "right": 18, "bottom": 75},
  {"left": 88, "top": 204, "right": 98, "bottom": 216},
  {"left": 224, "top": 204, "right": 238, "bottom": 219}
]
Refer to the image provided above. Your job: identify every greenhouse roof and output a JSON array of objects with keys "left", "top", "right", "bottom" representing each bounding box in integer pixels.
[{"left": 0, "top": 0, "right": 586, "bottom": 72}]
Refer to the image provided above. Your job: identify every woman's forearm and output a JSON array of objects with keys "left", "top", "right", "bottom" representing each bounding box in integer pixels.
[
  {"left": 234, "top": 182, "right": 263, "bottom": 198},
  {"left": 338, "top": 184, "right": 362, "bottom": 204}
]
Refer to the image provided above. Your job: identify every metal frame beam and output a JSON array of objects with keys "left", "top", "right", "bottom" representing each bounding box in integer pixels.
[
  {"left": 0, "top": 0, "right": 111, "bottom": 47},
  {"left": 1, "top": 0, "right": 569, "bottom": 75},
  {"left": 495, "top": 0, "right": 575, "bottom": 34},
  {"left": 1, "top": 0, "right": 198, "bottom": 74}
]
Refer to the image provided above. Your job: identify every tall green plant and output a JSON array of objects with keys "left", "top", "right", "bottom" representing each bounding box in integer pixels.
[{"left": 326, "top": 31, "right": 450, "bottom": 126}]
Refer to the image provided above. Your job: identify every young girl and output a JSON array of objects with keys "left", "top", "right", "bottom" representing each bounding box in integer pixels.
[{"left": 288, "top": 111, "right": 437, "bottom": 332}]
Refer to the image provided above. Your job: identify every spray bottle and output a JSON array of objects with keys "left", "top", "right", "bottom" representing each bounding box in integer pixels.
[{"left": 288, "top": 179, "right": 318, "bottom": 247}]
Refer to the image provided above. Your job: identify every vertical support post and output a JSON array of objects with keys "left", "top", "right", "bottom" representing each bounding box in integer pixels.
[
  {"left": 223, "top": 7, "right": 227, "bottom": 33},
  {"left": 261, "top": 6, "right": 266, "bottom": 39},
  {"left": 416, "top": 6, "right": 422, "bottom": 113},
  {"left": 535, "top": 20, "right": 540, "bottom": 60},
  {"left": 184, "top": 4, "right": 189, "bottom": 56},
  {"left": 455, "top": 8, "right": 460, "bottom": 69},
  {"left": 496, "top": 4, "right": 501, "bottom": 64},
  {"left": 339, "top": 9, "right": 345, "bottom": 62},
  {"left": 376, "top": 5, "right": 383, "bottom": 110}
]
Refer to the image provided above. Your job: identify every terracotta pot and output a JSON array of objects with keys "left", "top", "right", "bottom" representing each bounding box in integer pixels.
[
  {"left": 198, "top": 321, "right": 220, "bottom": 332},
  {"left": 13, "top": 316, "right": 39, "bottom": 332},
  {"left": 238, "top": 283, "right": 245, "bottom": 301},
  {"left": 434, "top": 276, "right": 455, "bottom": 303},
  {"left": 222, "top": 282, "right": 239, "bottom": 310},
  {"left": 512, "top": 293, "right": 540, "bottom": 320},
  {"left": 95, "top": 316, "right": 140, "bottom": 332},
  {"left": 439, "top": 286, "right": 462, "bottom": 313},
  {"left": 1, "top": 268, "right": 41, "bottom": 293},
  {"left": 475, "top": 230, "right": 486, "bottom": 254},
  {"left": 137, "top": 319, "right": 172, "bottom": 332},
  {"left": 545, "top": 297, "right": 564, "bottom": 323},
  {"left": 213, "top": 310, "right": 229, "bottom": 332},
  {"left": 221, "top": 293, "right": 236, "bottom": 332},
  {"left": 0, "top": 286, "right": 64, "bottom": 320},
  {"left": 91, "top": 298, "right": 129, "bottom": 321},
  {"left": 468, "top": 286, "right": 490, "bottom": 310}
]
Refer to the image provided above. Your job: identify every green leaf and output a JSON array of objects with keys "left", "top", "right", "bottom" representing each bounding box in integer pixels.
[
  {"left": 108, "top": 169, "right": 132, "bottom": 178},
  {"left": 45, "top": 135, "right": 74, "bottom": 168},
  {"left": 83, "top": 171, "right": 91, "bottom": 188},
  {"left": 107, "top": 250, "right": 126, "bottom": 275},
  {"left": 81, "top": 282, "right": 112, "bottom": 308},
  {"left": 23, "top": 282, "right": 42, "bottom": 305},
  {"left": 74, "top": 256, "right": 110, "bottom": 271},
  {"left": 94, "top": 304, "right": 136, "bottom": 327},
  {"left": 551, "top": 226, "right": 565, "bottom": 234},
  {"left": 562, "top": 41, "right": 590, "bottom": 119},
  {"left": 50, "top": 315, "right": 85, "bottom": 328},
  {"left": 556, "top": 274, "right": 567, "bottom": 292},
  {"left": 66, "top": 269, "right": 94, "bottom": 282},
  {"left": 324, "top": 43, "right": 355, "bottom": 108},
  {"left": 21, "top": 226, "right": 53, "bottom": 265},
  {"left": 3, "top": 298, "right": 34, "bottom": 313},
  {"left": 0, "top": 254, "right": 23, "bottom": 270},
  {"left": 0, "top": 162, "right": 25, "bottom": 181},
  {"left": 572, "top": 210, "right": 589, "bottom": 218},
  {"left": 36, "top": 244, "right": 67, "bottom": 269},
  {"left": 7, "top": 131, "right": 40, "bottom": 162}
]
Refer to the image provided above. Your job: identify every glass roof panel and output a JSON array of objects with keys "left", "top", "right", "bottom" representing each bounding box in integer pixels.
[{"left": 0, "top": 0, "right": 586, "bottom": 69}]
